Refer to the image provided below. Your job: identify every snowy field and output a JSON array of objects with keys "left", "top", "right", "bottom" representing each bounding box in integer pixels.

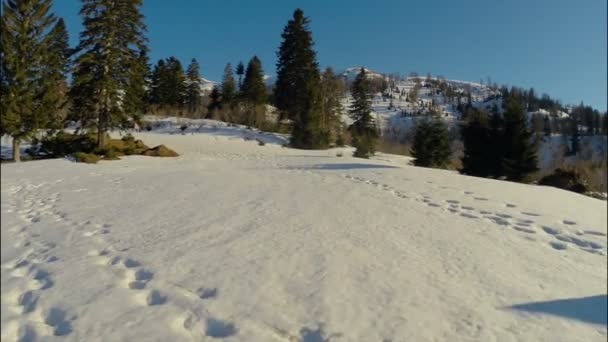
[{"left": 1, "top": 124, "right": 607, "bottom": 341}]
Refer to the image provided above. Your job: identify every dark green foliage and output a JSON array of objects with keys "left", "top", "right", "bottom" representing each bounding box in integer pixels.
[
  {"left": 274, "top": 9, "right": 325, "bottom": 149},
  {"left": 411, "top": 119, "right": 451, "bottom": 168},
  {"left": 241, "top": 56, "right": 266, "bottom": 105},
  {"left": 348, "top": 68, "right": 377, "bottom": 158},
  {"left": 320, "top": 67, "right": 345, "bottom": 145},
  {"left": 185, "top": 58, "right": 202, "bottom": 114},
  {"left": 70, "top": 0, "right": 148, "bottom": 149},
  {"left": 501, "top": 98, "right": 539, "bottom": 181},
  {"left": 221, "top": 63, "right": 237, "bottom": 103},
  {"left": 460, "top": 108, "right": 493, "bottom": 176},
  {"left": 207, "top": 85, "right": 222, "bottom": 115},
  {"left": 543, "top": 116, "right": 551, "bottom": 137},
  {"left": 538, "top": 169, "right": 587, "bottom": 194},
  {"left": 235, "top": 61, "right": 245, "bottom": 91},
  {"left": 148, "top": 57, "right": 186, "bottom": 108},
  {"left": 1, "top": 0, "right": 65, "bottom": 161},
  {"left": 122, "top": 50, "right": 150, "bottom": 123}
]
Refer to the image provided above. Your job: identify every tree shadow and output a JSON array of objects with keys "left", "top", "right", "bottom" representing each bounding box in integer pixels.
[
  {"left": 506, "top": 295, "right": 607, "bottom": 326},
  {"left": 307, "top": 163, "right": 399, "bottom": 170}
]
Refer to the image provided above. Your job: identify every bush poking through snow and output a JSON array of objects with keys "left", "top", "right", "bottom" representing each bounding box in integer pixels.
[
  {"left": 73, "top": 152, "right": 100, "bottom": 164},
  {"left": 538, "top": 168, "right": 588, "bottom": 194},
  {"left": 142, "top": 145, "right": 179, "bottom": 157}
]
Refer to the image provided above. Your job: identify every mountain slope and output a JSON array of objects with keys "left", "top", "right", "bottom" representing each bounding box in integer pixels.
[{"left": 1, "top": 125, "right": 606, "bottom": 341}]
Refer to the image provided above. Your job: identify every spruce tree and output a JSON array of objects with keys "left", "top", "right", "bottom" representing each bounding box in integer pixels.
[
  {"left": 487, "top": 109, "right": 505, "bottom": 177},
  {"left": 206, "top": 85, "right": 222, "bottom": 117},
  {"left": 411, "top": 118, "right": 451, "bottom": 168},
  {"left": 163, "top": 57, "right": 186, "bottom": 107},
  {"left": 543, "top": 116, "right": 551, "bottom": 137},
  {"left": 122, "top": 50, "right": 149, "bottom": 124},
  {"left": 41, "top": 17, "right": 71, "bottom": 128},
  {"left": 241, "top": 56, "right": 266, "bottom": 127},
  {"left": 70, "top": 0, "right": 147, "bottom": 149},
  {"left": 460, "top": 108, "right": 492, "bottom": 176},
  {"left": 320, "top": 67, "right": 345, "bottom": 145},
  {"left": 241, "top": 56, "right": 266, "bottom": 104},
  {"left": 274, "top": 8, "right": 324, "bottom": 148},
  {"left": 1, "top": 0, "right": 58, "bottom": 161},
  {"left": 236, "top": 61, "right": 245, "bottom": 91},
  {"left": 185, "top": 58, "right": 202, "bottom": 114},
  {"left": 501, "top": 98, "right": 539, "bottom": 181},
  {"left": 149, "top": 59, "right": 166, "bottom": 106},
  {"left": 221, "top": 63, "right": 237, "bottom": 104},
  {"left": 348, "top": 68, "right": 377, "bottom": 158}
]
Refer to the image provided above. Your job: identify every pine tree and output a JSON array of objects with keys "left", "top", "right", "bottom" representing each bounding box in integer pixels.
[
  {"left": 501, "top": 98, "right": 539, "bottom": 181},
  {"left": 241, "top": 56, "right": 266, "bottom": 127},
  {"left": 460, "top": 108, "right": 492, "bottom": 176},
  {"left": 348, "top": 68, "right": 377, "bottom": 158},
  {"left": 235, "top": 61, "right": 245, "bottom": 91},
  {"left": 41, "top": 17, "right": 71, "bottom": 128},
  {"left": 221, "top": 63, "right": 237, "bottom": 104},
  {"left": 411, "top": 118, "right": 451, "bottom": 168},
  {"left": 274, "top": 8, "right": 324, "bottom": 148},
  {"left": 487, "top": 108, "right": 505, "bottom": 177},
  {"left": 206, "top": 85, "right": 222, "bottom": 117},
  {"left": 1, "top": 0, "right": 58, "bottom": 161},
  {"left": 149, "top": 59, "right": 166, "bottom": 105},
  {"left": 185, "top": 58, "right": 202, "bottom": 114},
  {"left": 163, "top": 57, "right": 186, "bottom": 107},
  {"left": 122, "top": 50, "right": 149, "bottom": 124},
  {"left": 241, "top": 56, "right": 266, "bottom": 104},
  {"left": 543, "top": 116, "right": 551, "bottom": 137},
  {"left": 70, "top": 0, "right": 147, "bottom": 149},
  {"left": 320, "top": 67, "right": 344, "bottom": 145}
]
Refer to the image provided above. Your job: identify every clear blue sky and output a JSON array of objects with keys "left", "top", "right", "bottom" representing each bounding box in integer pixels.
[{"left": 53, "top": 0, "right": 607, "bottom": 110}]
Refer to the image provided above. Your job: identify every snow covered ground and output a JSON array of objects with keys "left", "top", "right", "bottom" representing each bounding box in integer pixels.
[{"left": 1, "top": 124, "right": 607, "bottom": 341}]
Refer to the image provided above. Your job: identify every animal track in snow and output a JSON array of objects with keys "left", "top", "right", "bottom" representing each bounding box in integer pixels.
[
  {"left": 139, "top": 289, "right": 167, "bottom": 306},
  {"left": 196, "top": 287, "right": 218, "bottom": 299},
  {"left": 43, "top": 306, "right": 74, "bottom": 336},
  {"left": 550, "top": 242, "right": 568, "bottom": 250},
  {"left": 205, "top": 318, "right": 238, "bottom": 338},
  {"left": 562, "top": 220, "right": 576, "bottom": 226}
]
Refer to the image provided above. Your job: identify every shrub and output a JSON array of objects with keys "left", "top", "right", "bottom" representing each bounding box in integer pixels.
[
  {"left": 538, "top": 168, "right": 587, "bottom": 193},
  {"left": 336, "top": 152, "right": 343, "bottom": 157},
  {"left": 73, "top": 152, "right": 100, "bottom": 164},
  {"left": 257, "top": 139, "right": 266, "bottom": 146},
  {"left": 142, "top": 145, "right": 179, "bottom": 157}
]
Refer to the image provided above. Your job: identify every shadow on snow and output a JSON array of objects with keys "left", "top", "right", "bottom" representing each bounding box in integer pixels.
[{"left": 506, "top": 295, "right": 607, "bottom": 326}]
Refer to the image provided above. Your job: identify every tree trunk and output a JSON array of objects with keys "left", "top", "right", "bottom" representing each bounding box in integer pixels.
[
  {"left": 98, "top": 127, "right": 105, "bottom": 150},
  {"left": 12, "top": 137, "right": 21, "bottom": 162}
]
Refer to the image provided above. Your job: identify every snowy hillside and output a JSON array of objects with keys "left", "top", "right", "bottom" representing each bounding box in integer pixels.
[{"left": 1, "top": 121, "right": 606, "bottom": 341}]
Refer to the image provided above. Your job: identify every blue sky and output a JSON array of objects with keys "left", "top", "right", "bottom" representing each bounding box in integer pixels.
[{"left": 53, "top": 0, "right": 607, "bottom": 110}]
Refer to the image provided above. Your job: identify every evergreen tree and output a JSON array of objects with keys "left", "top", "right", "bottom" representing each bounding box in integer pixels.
[
  {"left": 241, "top": 56, "right": 266, "bottom": 127},
  {"left": 603, "top": 113, "right": 608, "bottom": 135},
  {"left": 163, "top": 57, "right": 186, "bottom": 107},
  {"left": 348, "top": 68, "right": 377, "bottom": 158},
  {"left": 206, "top": 85, "right": 222, "bottom": 117},
  {"left": 501, "top": 98, "right": 538, "bottom": 181},
  {"left": 274, "top": 8, "right": 324, "bottom": 148},
  {"left": 241, "top": 56, "right": 266, "bottom": 104},
  {"left": 487, "top": 108, "right": 505, "bottom": 177},
  {"left": 185, "top": 58, "right": 202, "bottom": 114},
  {"left": 460, "top": 109, "right": 492, "bottom": 176},
  {"left": 221, "top": 63, "right": 237, "bottom": 104},
  {"left": 149, "top": 59, "right": 166, "bottom": 105},
  {"left": 411, "top": 118, "right": 451, "bottom": 168},
  {"left": 1, "top": 0, "right": 58, "bottom": 161},
  {"left": 543, "top": 116, "right": 551, "bottom": 137},
  {"left": 569, "top": 117, "right": 580, "bottom": 155},
  {"left": 70, "top": 0, "right": 147, "bottom": 148},
  {"left": 235, "top": 61, "right": 245, "bottom": 91},
  {"left": 122, "top": 50, "right": 149, "bottom": 124},
  {"left": 42, "top": 17, "right": 71, "bottom": 127},
  {"left": 320, "top": 67, "right": 344, "bottom": 145}
]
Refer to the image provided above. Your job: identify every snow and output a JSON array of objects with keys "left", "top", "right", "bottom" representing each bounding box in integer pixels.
[{"left": 1, "top": 121, "right": 607, "bottom": 341}]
